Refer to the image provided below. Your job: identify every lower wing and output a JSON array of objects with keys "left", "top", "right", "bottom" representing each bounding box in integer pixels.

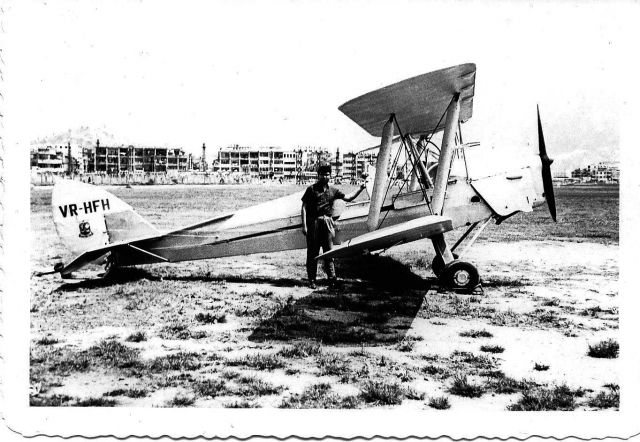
[{"left": 316, "top": 215, "right": 453, "bottom": 260}]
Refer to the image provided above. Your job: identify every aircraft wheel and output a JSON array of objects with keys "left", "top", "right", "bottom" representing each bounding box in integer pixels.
[
  {"left": 431, "top": 253, "right": 459, "bottom": 277},
  {"left": 440, "top": 260, "right": 479, "bottom": 292}
]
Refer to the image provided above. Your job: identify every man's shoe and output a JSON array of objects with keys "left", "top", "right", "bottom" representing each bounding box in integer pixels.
[{"left": 309, "top": 280, "right": 317, "bottom": 289}]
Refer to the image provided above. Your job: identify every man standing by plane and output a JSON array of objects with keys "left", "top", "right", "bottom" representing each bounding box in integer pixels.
[{"left": 301, "top": 164, "right": 366, "bottom": 288}]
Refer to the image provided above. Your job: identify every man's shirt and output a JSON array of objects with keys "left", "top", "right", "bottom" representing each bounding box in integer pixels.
[{"left": 301, "top": 182, "right": 345, "bottom": 219}]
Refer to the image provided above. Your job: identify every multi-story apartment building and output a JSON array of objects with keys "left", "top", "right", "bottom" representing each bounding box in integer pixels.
[
  {"left": 215, "top": 145, "right": 298, "bottom": 179},
  {"left": 30, "top": 146, "right": 65, "bottom": 172},
  {"left": 90, "top": 140, "right": 188, "bottom": 173},
  {"left": 342, "top": 151, "right": 377, "bottom": 181},
  {"left": 32, "top": 140, "right": 189, "bottom": 174},
  {"left": 572, "top": 161, "right": 620, "bottom": 183},
  {"left": 30, "top": 144, "right": 81, "bottom": 174}
]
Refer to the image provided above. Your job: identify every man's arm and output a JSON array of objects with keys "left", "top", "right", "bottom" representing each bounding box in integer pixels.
[
  {"left": 301, "top": 203, "right": 308, "bottom": 236},
  {"left": 342, "top": 183, "right": 367, "bottom": 202}
]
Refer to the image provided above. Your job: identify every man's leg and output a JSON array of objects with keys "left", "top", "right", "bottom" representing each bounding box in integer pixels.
[
  {"left": 306, "top": 221, "right": 320, "bottom": 285},
  {"left": 319, "top": 222, "right": 336, "bottom": 280}
]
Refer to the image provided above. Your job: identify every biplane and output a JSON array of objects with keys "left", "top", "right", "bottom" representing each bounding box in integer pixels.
[{"left": 50, "top": 63, "right": 556, "bottom": 292}]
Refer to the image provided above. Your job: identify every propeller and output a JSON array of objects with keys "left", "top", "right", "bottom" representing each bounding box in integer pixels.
[{"left": 537, "top": 105, "right": 557, "bottom": 222}]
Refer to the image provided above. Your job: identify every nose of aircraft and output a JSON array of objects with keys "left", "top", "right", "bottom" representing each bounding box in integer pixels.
[{"left": 538, "top": 105, "right": 557, "bottom": 222}]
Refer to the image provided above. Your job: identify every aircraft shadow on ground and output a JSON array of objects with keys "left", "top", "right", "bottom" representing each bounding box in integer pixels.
[{"left": 249, "top": 255, "right": 435, "bottom": 345}]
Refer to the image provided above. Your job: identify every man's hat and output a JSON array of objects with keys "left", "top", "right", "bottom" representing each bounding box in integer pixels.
[{"left": 317, "top": 163, "right": 331, "bottom": 174}]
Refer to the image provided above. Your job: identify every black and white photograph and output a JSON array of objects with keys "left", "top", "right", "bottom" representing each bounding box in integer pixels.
[{"left": 1, "top": 0, "right": 639, "bottom": 439}]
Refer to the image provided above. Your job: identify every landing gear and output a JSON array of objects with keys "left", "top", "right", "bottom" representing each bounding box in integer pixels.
[
  {"left": 54, "top": 262, "right": 73, "bottom": 279},
  {"left": 440, "top": 260, "right": 479, "bottom": 292},
  {"left": 431, "top": 252, "right": 459, "bottom": 277},
  {"left": 98, "top": 252, "right": 118, "bottom": 279}
]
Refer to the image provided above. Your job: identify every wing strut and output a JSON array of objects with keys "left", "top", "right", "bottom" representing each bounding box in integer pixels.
[
  {"left": 367, "top": 115, "right": 395, "bottom": 231},
  {"left": 431, "top": 93, "right": 461, "bottom": 215},
  {"left": 430, "top": 93, "right": 461, "bottom": 266}
]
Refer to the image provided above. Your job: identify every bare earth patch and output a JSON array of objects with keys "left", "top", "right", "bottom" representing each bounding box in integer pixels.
[{"left": 30, "top": 185, "right": 619, "bottom": 410}]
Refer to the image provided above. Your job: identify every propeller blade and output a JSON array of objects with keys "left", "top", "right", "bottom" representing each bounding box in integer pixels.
[{"left": 537, "top": 105, "right": 557, "bottom": 222}]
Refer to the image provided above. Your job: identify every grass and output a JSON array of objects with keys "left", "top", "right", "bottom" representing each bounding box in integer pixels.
[
  {"left": 36, "top": 336, "right": 60, "bottom": 346},
  {"left": 280, "top": 383, "right": 361, "bottom": 409},
  {"left": 404, "top": 386, "right": 425, "bottom": 400},
  {"left": 482, "top": 277, "right": 527, "bottom": 288},
  {"left": 588, "top": 339, "right": 619, "bottom": 358},
  {"left": 480, "top": 345, "right": 504, "bottom": 354},
  {"left": 75, "top": 397, "right": 118, "bottom": 407},
  {"left": 428, "top": 396, "right": 451, "bottom": 410},
  {"left": 193, "top": 378, "right": 227, "bottom": 398},
  {"left": 541, "top": 298, "right": 560, "bottom": 307},
  {"left": 317, "top": 353, "right": 350, "bottom": 377},
  {"left": 360, "top": 380, "right": 405, "bottom": 405},
  {"left": 125, "top": 331, "right": 147, "bottom": 343},
  {"left": 87, "top": 338, "right": 141, "bottom": 369},
  {"left": 103, "top": 388, "right": 148, "bottom": 398},
  {"left": 224, "top": 400, "right": 260, "bottom": 408},
  {"left": 227, "top": 353, "right": 285, "bottom": 370},
  {"left": 221, "top": 370, "right": 241, "bottom": 380},
  {"left": 278, "top": 341, "right": 322, "bottom": 358},
  {"left": 459, "top": 329, "right": 493, "bottom": 338},
  {"left": 29, "top": 184, "right": 619, "bottom": 409},
  {"left": 395, "top": 340, "right": 415, "bottom": 352},
  {"left": 147, "top": 352, "right": 202, "bottom": 372},
  {"left": 421, "top": 365, "right": 447, "bottom": 378},
  {"left": 195, "top": 312, "right": 227, "bottom": 324},
  {"left": 485, "top": 377, "right": 538, "bottom": 394},
  {"left": 231, "top": 376, "right": 282, "bottom": 397},
  {"left": 50, "top": 353, "right": 91, "bottom": 373},
  {"left": 168, "top": 394, "right": 196, "bottom": 407},
  {"left": 448, "top": 375, "right": 484, "bottom": 398},
  {"left": 588, "top": 384, "right": 619, "bottom": 409},
  {"left": 30, "top": 394, "right": 75, "bottom": 406},
  {"left": 450, "top": 351, "right": 495, "bottom": 370},
  {"left": 507, "top": 384, "right": 584, "bottom": 411},
  {"left": 159, "top": 323, "right": 207, "bottom": 340}
]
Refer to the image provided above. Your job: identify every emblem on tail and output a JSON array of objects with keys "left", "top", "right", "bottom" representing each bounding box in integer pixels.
[{"left": 78, "top": 220, "right": 93, "bottom": 238}]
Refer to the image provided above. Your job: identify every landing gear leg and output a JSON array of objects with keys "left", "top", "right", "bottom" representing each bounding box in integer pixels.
[{"left": 99, "top": 252, "right": 118, "bottom": 279}]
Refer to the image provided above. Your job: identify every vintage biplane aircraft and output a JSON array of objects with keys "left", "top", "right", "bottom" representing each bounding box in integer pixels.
[{"left": 50, "top": 63, "right": 556, "bottom": 291}]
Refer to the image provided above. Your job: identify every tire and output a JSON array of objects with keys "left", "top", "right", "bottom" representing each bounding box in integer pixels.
[
  {"left": 431, "top": 253, "right": 459, "bottom": 277},
  {"left": 440, "top": 260, "right": 479, "bottom": 292}
]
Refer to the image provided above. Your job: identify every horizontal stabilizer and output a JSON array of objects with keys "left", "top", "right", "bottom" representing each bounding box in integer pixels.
[
  {"left": 317, "top": 215, "right": 453, "bottom": 260},
  {"left": 58, "top": 233, "right": 165, "bottom": 274},
  {"left": 58, "top": 244, "right": 121, "bottom": 275},
  {"left": 339, "top": 64, "right": 476, "bottom": 137}
]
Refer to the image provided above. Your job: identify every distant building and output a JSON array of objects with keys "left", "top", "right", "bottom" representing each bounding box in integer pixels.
[
  {"left": 90, "top": 140, "right": 189, "bottom": 173},
  {"left": 30, "top": 144, "right": 81, "bottom": 175},
  {"left": 342, "top": 151, "right": 377, "bottom": 181},
  {"left": 214, "top": 145, "right": 298, "bottom": 179},
  {"left": 572, "top": 161, "right": 619, "bottom": 183},
  {"left": 31, "top": 140, "right": 190, "bottom": 175},
  {"left": 30, "top": 146, "right": 64, "bottom": 172}
]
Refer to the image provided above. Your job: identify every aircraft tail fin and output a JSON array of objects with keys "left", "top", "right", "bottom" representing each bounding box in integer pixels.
[{"left": 52, "top": 180, "right": 160, "bottom": 256}]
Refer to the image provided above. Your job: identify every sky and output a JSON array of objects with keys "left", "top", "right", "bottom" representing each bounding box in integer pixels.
[{"left": 3, "top": 0, "right": 637, "bottom": 171}]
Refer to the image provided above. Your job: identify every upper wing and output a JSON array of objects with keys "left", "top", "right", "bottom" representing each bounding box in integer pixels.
[
  {"left": 339, "top": 63, "right": 476, "bottom": 137},
  {"left": 316, "top": 215, "right": 453, "bottom": 260}
]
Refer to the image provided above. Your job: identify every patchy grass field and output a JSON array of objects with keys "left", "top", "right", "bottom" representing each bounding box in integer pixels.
[{"left": 30, "top": 184, "right": 619, "bottom": 410}]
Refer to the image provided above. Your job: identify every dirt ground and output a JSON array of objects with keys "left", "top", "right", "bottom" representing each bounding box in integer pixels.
[{"left": 29, "top": 184, "right": 620, "bottom": 410}]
